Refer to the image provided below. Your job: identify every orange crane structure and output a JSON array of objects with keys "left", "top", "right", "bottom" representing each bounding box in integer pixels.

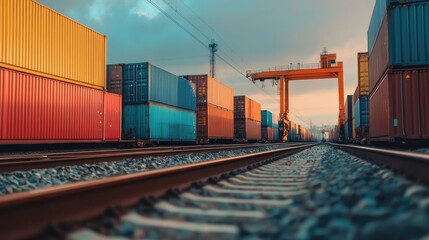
[{"left": 247, "top": 51, "right": 345, "bottom": 142}]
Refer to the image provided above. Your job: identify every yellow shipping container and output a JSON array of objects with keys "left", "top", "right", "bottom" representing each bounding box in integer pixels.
[
  {"left": 0, "top": 0, "right": 106, "bottom": 89},
  {"left": 357, "top": 52, "right": 369, "bottom": 96}
]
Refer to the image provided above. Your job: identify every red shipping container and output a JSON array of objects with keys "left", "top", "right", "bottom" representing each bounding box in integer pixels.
[
  {"left": 369, "top": 69, "right": 429, "bottom": 142},
  {"left": 196, "top": 105, "right": 234, "bottom": 143},
  {"left": 369, "top": 14, "right": 389, "bottom": 95},
  {"left": 261, "top": 126, "right": 274, "bottom": 141},
  {"left": 234, "top": 119, "right": 261, "bottom": 141},
  {"left": 104, "top": 92, "right": 122, "bottom": 142},
  {"left": 0, "top": 67, "right": 113, "bottom": 143}
]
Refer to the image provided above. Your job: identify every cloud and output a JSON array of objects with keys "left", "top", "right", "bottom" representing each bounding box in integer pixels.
[{"left": 130, "top": 0, "right": 160, "bottom": 19}]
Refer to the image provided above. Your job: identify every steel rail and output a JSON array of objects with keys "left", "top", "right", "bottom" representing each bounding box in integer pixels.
[
  {"left": 0, "top": 144, "right": 315, "bottom": 239},
  {"left": 0, "top": 143, "right": 301, "bottom": 172},
  {"left": 330, "top": 143, "right": 429, "bottom": 183}
]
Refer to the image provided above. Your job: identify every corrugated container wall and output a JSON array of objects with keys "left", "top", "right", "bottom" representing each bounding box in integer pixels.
[
  {"left": 234, "top": 96, "right": 261, "bottom": 121},
  {"left": 234, "top": 119, "right": 261, "bottom": 141},
  {"left": 0, "top": 0, "right": 106, "bottom": 90},
  {"left": 344, "top": 95, "right": 353, "bottom": 141},
  {"left": 368, "top": 0, "right": 429, "bottom": 54},
  {"left": 104, "top": 92, "right": 122, "bottom": 141},
  {"left": 122, "top": 103, "right": 196, "bottom": 142},
  {"left": 184, "top": 75, "right": 234, "bottom": 111},
  {"left": 261, "top": 127, "right": 275, "bottom": 141},
  {"left": 123, "top": 63, "right": 196, "bottom": 111},
  {"left": 369, "top": 1, "right": 429, "bottom": 94},
  {"left": 358, "top": 53, "right": 369, "bottom": 96},
  {"left": 369, "top": 69, "right": 429, "bottom": 141},
  {"left": 354, "top": 97, "right": 369, "bottom": 129},
  {"left": 196, "top": 105, "right": 234, "bottom": 141},
  {"left": 261, "top": 110, "right": 274, "bottom": 127},
  {"left": 0, "top": 68, "right": 105, "bottom": 143},
  {"left": 107, "top": 64, "right": 123, "bottom": 95}
]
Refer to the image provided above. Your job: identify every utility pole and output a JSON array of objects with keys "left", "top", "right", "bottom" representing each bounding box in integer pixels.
[{"left": 209, "top": 39, "right": 218, "bottom": 78}]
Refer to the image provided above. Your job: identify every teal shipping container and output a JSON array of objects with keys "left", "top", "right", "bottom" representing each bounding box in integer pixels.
[
  {"left": 122, "top": 62, "right": 196, "bottom": 111},
  {"left": 273, "top": 126, "right": 279, "bottom": 141},
  {"left": 354, "top": 97, "right": 369, "bottom": 128},
  {"left": 368, "top": 0, "right": 429, "bottom": 67},
  {"left": 261, "top": 110, "right": 273, "bottom": 127},
  {"left": 122, "top": 102, "right": 196, "bottom": 142},
  {"left": 368, "top": 0, "right": 429, "bottom": 54}
]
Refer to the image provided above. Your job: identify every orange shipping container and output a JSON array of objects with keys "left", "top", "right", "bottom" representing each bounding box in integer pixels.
[
  {"left": 234, "top": 96, "right": 261, "bottom": 122},
  {"left": 358, "top": 52, "right": 369, "bottom": 96},
  {"left": 196, "top": 105, "right": 234, "bottom": 143},
  {"left": 0, "top": 0, "right": 106, "bottom": 90},
  {"left": 184, "top": 75, "right": 234, "bottom": 111}
]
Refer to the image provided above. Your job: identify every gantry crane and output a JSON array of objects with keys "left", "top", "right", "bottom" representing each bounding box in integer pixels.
[{"left": 247, "top": 51, "right": 345, "bottom": 142}]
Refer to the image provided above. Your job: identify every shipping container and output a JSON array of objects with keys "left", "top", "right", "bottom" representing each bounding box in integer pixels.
[
  {"left": 196, "top": 105, "right": 234, "bottom": 143},
  {"left": 234, "top": 96, "right": 261, "bottom": 121},
  {"left": 261, "top": 110, "right": 273, "bottom": 127},
  {"left": 107, "top": 64, "right": 123, "bottom": 95},
  {"left": 261, "top": 127, "right": 275, "bottom": 142},
  {"left": 355, "top": 97, "right": 369, "bottom": 129},
  {"left": 368, "top": 0, "right": 429, "bottom": 54},
  {"left": 234, "top": 119, "right": 261, "bottom": 141},
  {"left": 0, "top": 68, "right": 115, "bottom": 143},
  {"left": 122, "top": 102, "right": 196, "bottom": 143},
  {"left": 273, "top": 126, "right": 279, "bottom": 142},
  {"left": 0, "top": 0, "right": 106, "bottom": 90},
  {"left": 369, "top": 69, "right": 429, "bottom": 142},
  {"left": 344, "top": 95, "right": 353, "bottom": 142},
  {"left": 184, "top": 75, "right": 234, "bottom": 111},
  {"left": 358, "top": 53, "right": 369, "bottom": 96},
  {"left": 122, "top": 63, "right": 196, "bottom": 111},
  {"left": 104, "top": 92, "right": 122, "bottom": 142},
  {"left": 369, "top": 1, "right": 429, "bottom": 94}
]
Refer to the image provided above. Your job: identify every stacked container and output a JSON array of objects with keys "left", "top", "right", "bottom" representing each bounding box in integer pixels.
[
  {"left": 121, "top": 63, "right": 196, "bottom": 143},
  {"left": 344, "top": 95, "right": 353, "bottom": 142},
  {"left": 184, "top": 75, "right": 234, "bottom": 143},
  {"left": 0, "top": 0, "right": 121, "bottom": 144},
  {"left": 261, "top": 110, "right": 279, "bottom": 142},
  {"left": 368, "top": 0, "right": 429, "bottom": 142},
  {"left": 106, "top": 64, "right": 124, "bottom": 95},
  {"left": 234, "top": 96, "right": 261, "bottom": 142}
]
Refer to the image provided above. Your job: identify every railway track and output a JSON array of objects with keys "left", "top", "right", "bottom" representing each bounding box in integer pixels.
[
  {"left": 330, "top": 143, "right": 429, "bottom": 183},
  {"left": 0, "top": 144, "right": 315, "bottom": 239},
  {"left": 0, "top": 143, "right": 300, "bottom": 172}
]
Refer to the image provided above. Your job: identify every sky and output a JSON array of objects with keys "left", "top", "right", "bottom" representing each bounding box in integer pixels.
[{"left": 37, "top": 0, "right": 376, "bottom": 128}]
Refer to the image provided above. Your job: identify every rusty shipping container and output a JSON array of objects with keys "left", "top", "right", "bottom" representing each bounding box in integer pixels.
[
  {"left": 0, "top": 68, "right": 121, "bottom": 143},
  {"left": 234, "top": 119, "right": 261, "bottom": 141},
  {"left": 234, "top": 96, "right": 261, "bottom": 122},
  {"left": 104, "top": 92, "right": 122, "bottom": 142},
  {"left": 196, "top": 105, "right": 234, "bottom": 143},
  {"left": 184, "top": 75, "right": 234, "bottom": 111},
  {"left": 261, "top": 127, "right": 275, "bottom": 142},
  {"left": 0, "top": 0, "right": 106, "bottom": 90},
  {"left": 369, "top": 69, "right": 429, "bottom": 142},
  {"left": 358, "top": 53, "right": 369, "bottom": 96},
  {"left": 107, "top": 64, "right": 123, "bottom": 95},
  {"left": 183, "top": 74, "right": 234, "bottom": 142}
]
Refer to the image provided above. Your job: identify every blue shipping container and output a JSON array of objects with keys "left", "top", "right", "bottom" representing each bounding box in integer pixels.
[
  {"left": 122, "top": 102, "right": 196, "bottom": 142},
  {"left": 368, "top": 0, "right": 428, "bottom": 53},
  {"left": 261, "top": 110, "right": 273, "bottom": 127},
  {"left": 354, "top": 97, "right": 369, "bottom": 128},
  {"left": 122, "top": 62, "right": 196, "bottom": 111},
  {"left": 369, "top": 0, "right": 429, "bottom": 67}
]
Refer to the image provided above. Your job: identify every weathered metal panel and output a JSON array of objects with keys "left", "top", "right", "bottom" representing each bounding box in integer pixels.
[
  {"left": 358, "top": 53, "right": 369, "bottom": 96},
  {"left": 369, "top": 14, "right": 389, "bottom": 95},
  {"left": 0, "top": 68, "right": 105, "bottom": 143},
  {"left": 104, "top": 92, "right": 122, "bottom": 142},
  {"left": 0, "top": 0, "right": 106, "bottom": 89},
  {"left": 122, "top": 103, "right": 196, "bottom": 142},
  {"left": 106, "top": 64, "right": 123, "bottom": 95},
  {"left": 122, "top": 63, "right": 196, "bottom": 111}
]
